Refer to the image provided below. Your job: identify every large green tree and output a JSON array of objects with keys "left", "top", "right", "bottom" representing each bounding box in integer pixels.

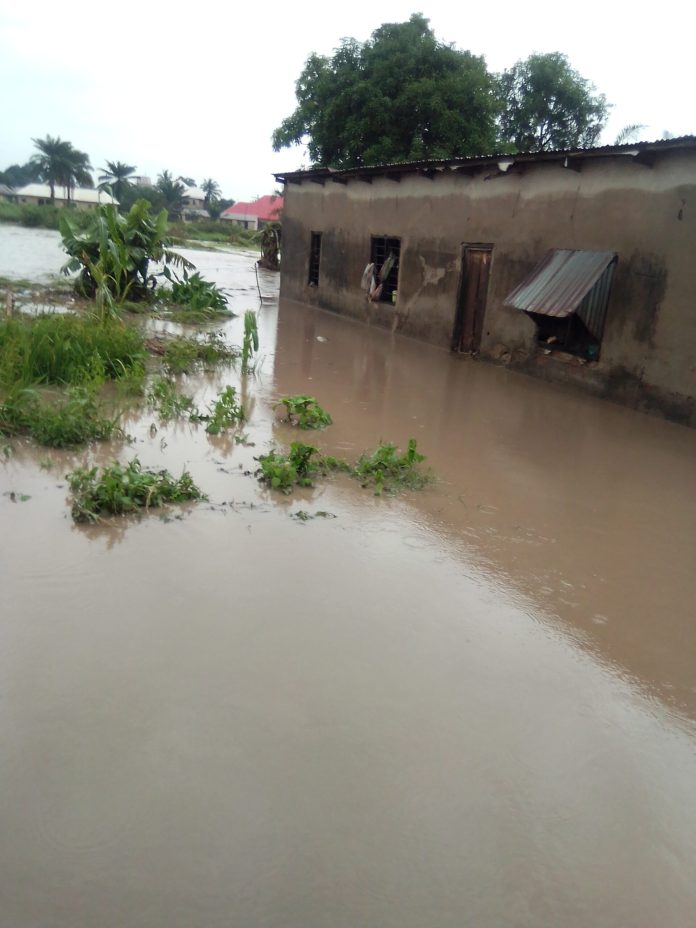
[
  {"left": 272, "top": 14, "right": 498, "bottom": 167},
  {"left": 498, "top": 53, "right": 609, "bottom": 152},
  {"left": 98, "top": 161, "right": 136, "bottom": 207}
]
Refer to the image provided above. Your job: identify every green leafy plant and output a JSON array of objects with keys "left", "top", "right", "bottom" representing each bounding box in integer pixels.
[
  {"left": 67, "top": 457, "right": 206, "bottom": 523},
  {"left": 353, "top": 439, "right": 430, "bottom": 495},
  {"left": 0, "top": 386, "right": 120, "bottom": 448},
  {"left": 279, "top": 395, "right": 332, "bottom": 429},
  {"left": 205, "top": 386, "right": 245, "bottom": 434},
  {"left": 147, "top": 377, "right": 201, "bottom": 421},
  {"left": 168, "top": 270, "right": 230, "bottom": 317},
  {"left": 241, "top": 310, "right": 259, "bottom": 373}
]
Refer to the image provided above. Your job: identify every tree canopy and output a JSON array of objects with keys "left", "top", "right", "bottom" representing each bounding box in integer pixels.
[
  {"left": 498, "top": 53, "right": 609, "bottom": 152},
  {"left": 272, "top": 14, "right": 499, "bottom": 167}
]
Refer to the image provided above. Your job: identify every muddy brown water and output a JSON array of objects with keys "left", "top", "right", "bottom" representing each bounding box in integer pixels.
[{"left": 2, "top": 232, "right": 696, "bottom": 927}]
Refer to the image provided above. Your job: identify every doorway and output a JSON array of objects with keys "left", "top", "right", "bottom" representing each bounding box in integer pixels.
[{"left": 452, "top": 245, "right": 493, "bottom": 353}]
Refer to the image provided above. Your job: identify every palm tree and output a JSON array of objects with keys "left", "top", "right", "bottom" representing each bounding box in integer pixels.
[
  {"left": 61, "top": 147, "right": 93, "bottom": 204},
  {"left": 98, "top": 160, "right": 136, "bottom": 207},
  {"left": 201, "top": 178, "right": 221, "bottom": 204},
  {"left": 614, "top": 124, "right": 646, "bottom": 145},
  {"left": 156, "top": 170, "right": 185, "bottom": 220},
  {"left": 31, "top": 136, "right": 93, "bottom": 204},
  {"left": 31, "top": 135, "right": 71, "bottom": 203}
]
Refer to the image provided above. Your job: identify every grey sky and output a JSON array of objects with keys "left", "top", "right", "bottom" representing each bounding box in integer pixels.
[{"left": 0, "top": 0, "right": 692, "bottom": 201}]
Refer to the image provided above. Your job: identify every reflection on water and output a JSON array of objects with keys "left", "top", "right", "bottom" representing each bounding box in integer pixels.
[{"left": 1, "top": 236, "right": 696, "bottom": 928}]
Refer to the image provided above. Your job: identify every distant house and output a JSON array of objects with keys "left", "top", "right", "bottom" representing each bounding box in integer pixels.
[
  {"left": 181, "top": 186, "right": 208, "bottom": 220},
  {"left": 13, "top": 184, "right": 117, "bottom": 210},
  {"left": 221, "top": 194, "right": 283, "bottom": 230},
  {"left": 0, "top": 184, "right": 15, "bottom": 202}
]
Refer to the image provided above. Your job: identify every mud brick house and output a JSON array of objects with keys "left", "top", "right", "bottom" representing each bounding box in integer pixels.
[{"left": 274, "top": 137, "right": 696, "bottom": 426}]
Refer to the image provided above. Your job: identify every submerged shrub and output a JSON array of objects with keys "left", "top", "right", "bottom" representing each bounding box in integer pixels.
[
  {"left": 0, "top": 314, "right": 146, "bottom": 387},
  {"left": 279, "top": 395, "right": 332, "bottom": 429},
  {"left": 0, "top": 386, "right": 120, "bottom": 448},
  {"left": 256, "top": 442, "right": 346, "bottom": 493},
  {"left": 67, "top": 457, "right": 206, "bottom": 522},
  {"left": 354, "top": 439, "right": 430, "bottom": 495},
  {"left": 168, "top": 271, "right": 230, "bottom": 316}
]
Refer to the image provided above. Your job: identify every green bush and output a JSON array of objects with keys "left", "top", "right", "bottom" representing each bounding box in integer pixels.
[
  {"left": 279, "top": 395, "right": 332, "bottom": 429},
  {"left": 0, "top": 386, "right": 120, "bottom": 448}
]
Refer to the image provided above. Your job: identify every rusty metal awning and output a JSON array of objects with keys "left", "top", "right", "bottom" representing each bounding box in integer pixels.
[{"left": 504, "top": 249, "right": 616, "bottom": 316}]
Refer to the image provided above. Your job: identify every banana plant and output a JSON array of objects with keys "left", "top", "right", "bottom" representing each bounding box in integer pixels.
[{"left": 60, "top": 199, "right": 194, "bottom": 303}]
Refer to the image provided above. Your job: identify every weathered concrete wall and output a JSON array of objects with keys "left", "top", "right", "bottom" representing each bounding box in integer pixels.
[{"left": 279, "top": 150, "right": 696, "bottom": 425}]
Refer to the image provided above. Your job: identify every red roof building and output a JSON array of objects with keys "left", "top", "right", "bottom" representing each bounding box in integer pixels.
[{"left": 221, "top": 194, "right": 283, "bottom": 230}]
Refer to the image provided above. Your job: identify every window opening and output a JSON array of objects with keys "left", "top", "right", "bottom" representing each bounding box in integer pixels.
[
  {"left": 308, "top": 232, "right": 322, "bottom": 286},
  {"left": 370, "top": 236, "right": 401, "bottom": 303}
]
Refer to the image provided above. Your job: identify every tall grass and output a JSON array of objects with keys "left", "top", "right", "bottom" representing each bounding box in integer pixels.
[{"left": 0, "top": 314, "right": 146, "bottom": 387}]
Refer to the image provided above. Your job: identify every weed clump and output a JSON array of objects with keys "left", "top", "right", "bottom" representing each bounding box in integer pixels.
[
  {"left": 67, "top": 457, "right": 206, "bottom": 523},
  {"left": 0, "top": 314, "right": 146, "bottom": 387},
  {"left": 205, "top": 386, "right": 245, "bottom": 435},
  {"left": 256, "top": 442, "right": 347, "bottom": 493},
  {"left": 0, "top": 386, "right": 120, "bottom": 448},
  {"left": 354, "top": 439, "right": 430, "bottom": 495},
  {"left": 256, "top": 438, "right": 430, "bottom": 496},
  {"left": 162, "top": 333, "right": 238, "bottom": 374},
  {"left": 279, "top": 395, "right": 332, "bottom": 429}
]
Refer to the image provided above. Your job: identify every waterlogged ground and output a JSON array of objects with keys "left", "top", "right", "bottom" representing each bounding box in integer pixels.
[{"left": 2, "top": 228, "right": 696, "bottom": 927}]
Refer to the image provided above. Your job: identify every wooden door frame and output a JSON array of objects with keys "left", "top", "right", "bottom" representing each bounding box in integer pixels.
[{"left": 452, "top": 243, "right": 494, "bottom": 354}]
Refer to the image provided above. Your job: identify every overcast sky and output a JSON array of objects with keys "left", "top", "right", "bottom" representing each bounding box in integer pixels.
[{"left": 1, "top": 0, "right": 692, "bottom": 202}]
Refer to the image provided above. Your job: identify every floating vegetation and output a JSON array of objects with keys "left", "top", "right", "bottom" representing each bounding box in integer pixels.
[
  {"left": 256, "top": 442, "right": 347, "bottom": 494},
  {"left": 147, "top": 377, "right": 201, "bottom": 422},
  {"left": 162, "top": 333, "right": 238, "bottom": 374},
  {"left": 291, "top": 510, "right": 337, "bottom": 521},
  {"left": 354, "top": 439, "right": 430, "bottom": 496},
  {"left": 67, "top": 457, "right": 206, "bottom": 523},
  {"left": 241, "top": 310, "right": 259, "bottom": 374},
  {"left": 0, "top": 386, "right": 121, "bottom": 448},
  {"left": 205, "top": 386, "right": 245, "bottom": 435},
  {"left": 0, "top": 314, "right": 146, "bottom": 388},
  {"left": 279, "top": 395, "right": 332, "bottom": 429}
]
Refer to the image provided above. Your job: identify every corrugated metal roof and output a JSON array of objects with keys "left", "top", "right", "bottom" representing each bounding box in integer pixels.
[
  {"left": 503, "top": 250, "right": 616, "bottom": 318},
  {"left": 221, "top": 194, "right": 283, "bottom": 221},
  {"left": 274, "top": 135, "right": 696, "bottom": 183}
]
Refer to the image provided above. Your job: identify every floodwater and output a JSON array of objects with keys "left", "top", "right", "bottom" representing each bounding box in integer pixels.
[{"left": 2, "top": 227, "right": 696, "bottom": 927}]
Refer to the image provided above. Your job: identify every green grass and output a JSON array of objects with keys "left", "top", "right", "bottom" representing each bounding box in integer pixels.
[
  {"left": 162, "top": 333, "right": 239, "bottom": 374},
  {"left": 168, "top": 219, "right": 260, "bottom": 249},
  {"left": 0, "top": 386, "right": 121, "bottom": 447},
  {"left": 279, "top": 395, "right": 332, "bottom": 429},
  {"left": 0, "top": 314, "right": 146, "bottom": 388},
  {"left": 0, "top": 200, "right": 95, "bottom": 231},
  {"left": 67, "top": 457, "right": 206, "bottom": 523}
]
